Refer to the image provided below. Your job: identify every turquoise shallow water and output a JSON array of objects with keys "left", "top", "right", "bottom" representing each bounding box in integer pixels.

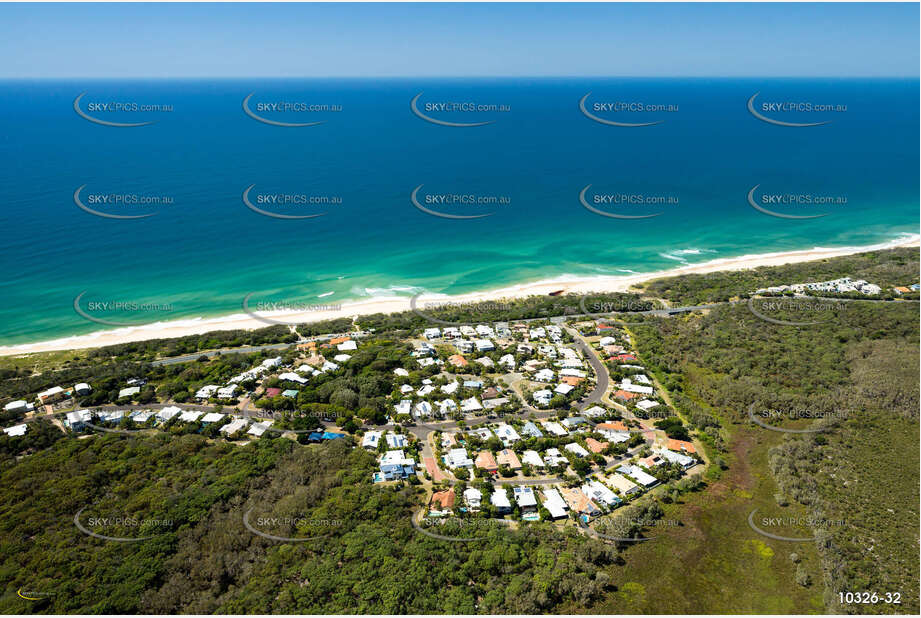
[{"left": 0, "top": 78, "right": 917, "bottom": 345}]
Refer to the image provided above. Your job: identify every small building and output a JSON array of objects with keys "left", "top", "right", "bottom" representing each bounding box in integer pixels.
[
  {"left": 461, "top": 398, "right": 483, "bottom": 413},
  {"left": 620, "top": 465, "right": 659, "bottom": 489},
  {"left": 156, "top": 406, "right": 182, "bottom": 423},
  {"left": 533, "top": 390, "right": 553, "bottom": 406},
  {"left": 554, "top": 383, "right": 574, "bottom": 396},
  {"left": 179, "top": 410, "right": 203, "bottom": 423},
  {"left": 513, "top": 486, "right": 539, "bottom": 519},
  {"left": 216, "top": 385, "right": 239, "bottom": 399},
  {"left": 65, "top": 409, "right": 92, "bottom": 430},
  {"left": 541, "top": 421, "right": 568, "bottom": 437},
  {"left": 581, "top": 480, "right": 621, "bottom": 507},
  {"left": 196, "top": 385, "right": 220, "bottom": 400},
  {"left": 74, "top": 383, "right": 92, "bottom": 396},
  {"left": 281, "top": 389, "right": 299, "bottom": 398},
  {"left": 564, "top": 442, "right": 589, "bottom": 458}
]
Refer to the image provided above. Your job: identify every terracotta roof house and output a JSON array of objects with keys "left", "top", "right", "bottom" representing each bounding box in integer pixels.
[
  {"left": 328, "top": 336, "right": 351, "bottom": 346},
  {"left": 560, "top": 376, "right": 584, "bottom": 386},
  {"left": 475, "top": 450, "right": 498, "bottom": 474},
  {"left": 597, "top": 421, "right": 629, "bottom": 432},
  {"left": 448, "top": 354, "right": 469, "bottom": 368},
  {"left": 431, "top": 489, "right": 456, "bottom": 511},
  {"left": 264, "top": 387, "right": 282, "bottom": 398},
  {"left": 585, "top": 438, "right": 609, "bottom": 454},
  {"left": 496, "top": 449, "right": 522, "bottom": 471},
  {"left": 667, "top": 439, "right": 697, "bottom": 454},
  {"left": 613, "top": 390, "right": 639, "bottom": 402}
]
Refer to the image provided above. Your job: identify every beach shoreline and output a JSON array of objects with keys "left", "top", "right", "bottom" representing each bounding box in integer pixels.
[{"left": 2, "top": 235, "right": 917, "bottom": 357}]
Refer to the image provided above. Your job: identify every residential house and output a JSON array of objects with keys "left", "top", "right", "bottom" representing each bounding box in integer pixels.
[
  {"left": 247, "top": 420, "right": 274, "bottom": 437},
  {"left": 490, "top": 488, "right": 512, "bottom": 513},
  {"left": 521, "top": 450, "right": 545, "bottom": 468},
  {"left": 605, "top": 473, "right": 640, "bottom": 496},
  {"left": 585, "top": 438, "right": 609, "bottom": 454},
  {"left": 581, "top": 480, "right": 621, "bottom": 508},
  {"left": 362, "top": 430, "right": 383, "bottom": 449},
  {"left": 386, "top": 433, "right": 409, "bottom": 449},
  {"left": 475, "top": 450, "right": 499, "bottom": 474},
  {"left": 565, "top": 442, "right": 590, "bottom": 458},
  {"left": 430, "top": 489, "right": 455, "bottom": 514},
  {"left": 532, "top": 390, "right": 553, "bottom": 406},
  {"left": 513, "top": 486, "right": 539, "bottom": 518},
  {"left": 461, "top": 398, "right": 483, "bottom": 413},
  {"left": 520, "top": 421, "right": 544, "bottom": 438},
  {"left": 379, "top": 450, "right": 416, "bottom": 480},
  {"left": 541, "top": 489, "right": 569, "bottom": 520},
  {"left": 559, "top": 487, "right": 601, "bottom": 520},
  {"left": 444, "top": 448, "right": 474, "bottom": 469},
  {"left": 540, "top": 421, "right": 568, "bottom": 436},
  {"left": 220, "top": 418, "right": 248, "bottom": 435},
  {"left": 496, "top": 449, "right": 522, "bottom": 471},
  {"left": 464, "top": 487, "right": 483, "bottom": 510},
  {"left": 494, "top": 424, "right": 521, "bottom": 446}
]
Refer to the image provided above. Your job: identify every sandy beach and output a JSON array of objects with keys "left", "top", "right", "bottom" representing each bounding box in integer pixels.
[{"left": 2, "top": 235, "right": 917, "bottom": 357}]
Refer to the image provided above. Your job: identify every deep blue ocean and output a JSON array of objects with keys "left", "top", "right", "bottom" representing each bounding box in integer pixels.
[{"left": 0, "top": 78, "right": 917, "bottom": 345}]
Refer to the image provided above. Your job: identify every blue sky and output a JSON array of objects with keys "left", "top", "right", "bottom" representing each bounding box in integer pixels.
[{"left": 0, "top": 2, "right": 917, "bottom": 78}]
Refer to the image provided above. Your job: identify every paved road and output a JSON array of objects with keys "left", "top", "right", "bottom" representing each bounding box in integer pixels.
[{"left": 565, "top": 326, "right": 609, "bottom": 412}]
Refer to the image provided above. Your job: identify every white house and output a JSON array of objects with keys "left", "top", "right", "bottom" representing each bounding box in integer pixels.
[
  {"left": 278, "top": 372, "right": 309, "bottom": 385},
  {"left": 179, "top": 410, "right": 203, "bottom": 423},
  {"left": 534, "top": 368, "right": 555, "bottom": 383},
  {"left": 362, "top": 430, "right": 383, "bottom": 449},
  {"left": 118, "top": 386, "right": 140, "bottom": 399},
  {"left": 541, "top": 489, "right": 569, "bottom": 519},
  {"left": 499, "top": 354, "right": 516, "bottom": 370},
  {"left": 464, "top": 487, "right": 483, "bottom": 509},
  {"left": 3, "top": 400, "right": 33, "bottom": 413},
  {"left": 583, "top": 405, "right": 607, "bottom": 418},
  {"left": 554, "top": 383, "right": 574, "bottom": 396},
  {"left": 544, "top": 448, "right": 569, "bottom": 467},
  {"left": 195, "top": 385, "right": 220, "bottom": 399},
  {"left": 200, "top": 412, "right": 225, "bottom": 425},
  {"left": 217, "top": 385, "right": 239, "bottom": 399},
  {"left": 393, "top": 399, "right": 412, "bottom": 416},
  {"left": 474, "top": 339, "right": 495, "bottom": 353},
  {"left": 3, "top": 424, "right": 28, "bottom": 437},
  {"left": 540, "top": 421, "right": 568, "bottom": 436},
  {"left": 379, "top": 450, "right": 415, "bottom": 480},
  {"left": 337, "top": 340, "right": 358, "bottom": 351},
  {"left": 494, "top": 424, "right": 521, "bottom": 446},
  {"left": 423, "top": 327, "right": 441, "bottom": 340},
  {"left": 533, "top": 390, "right": 553, "bottom": 406},
  {"left": 437, "top": 399, "right": 458, "bottom": 416},
  {"left": 444, "top": 447, "right": 474, "bottom": 469},
  {"left": 394, "top": 368, "right": 410, "bottom": 377},
  {"left": 470, "top": 427, "right": 493, "bottom": 440},
  {"left": 656, "top": 448, "right": 696, "bottom": 469},
  {"left": 461, "top": 398, "right": 483, "bottom": 413},
  {"left": 620, "top": 378, "right": 654, "bottom": 395},
  {"left": 491, "top": 488, "right": 512, "bottom": 513},
  {"left": 521, "top": 450, "right": 545, "bottom": 468},
  {"left": 247, "top": 420, "right": 274, "bottom": 437},
  {"left": 74, "top": 383, "right": 92, "bottom": 396},
  {"left": 636, "top": 399, "right": 660, "bottom": 412},
  {"left": 156, "top": 406, "right": 182, "bottom": 422},
  {"left": 220, "top": 418, "right": 248, "bottom": 435},
  {"left": 386, "top": 433, "right": 409, "bottom": 449},
  {"left": 441, "top": 381, "right": 459, "bottom": 394},
  {"left": 621, "top": 465, "right": 659, "bottom": 488},
  {"left": 414, "top": 401, "right": 433, "bottom": 418},
  {"left": 565, "top": 442, "right": 590, "bottom": 458},
  {"left": 581, "top": 480, "right": 620, "bottom": 507}
]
